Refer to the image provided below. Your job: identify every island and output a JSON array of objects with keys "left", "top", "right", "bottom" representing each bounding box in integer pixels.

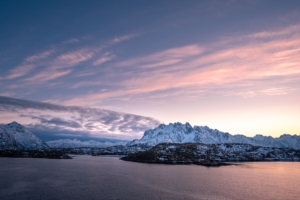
[{"left": 120, "top": 143, "right": 300, "bottom": 166}]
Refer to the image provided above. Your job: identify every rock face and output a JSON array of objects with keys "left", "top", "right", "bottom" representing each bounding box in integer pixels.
[
  {"left": 47, "top": 139, "right": 127, "bottom": 149},
  {"left": 127, "top": 122, "right": 300, "bottom": 149},
  {"left": 0, "top": 122, "right": 49, "bottom": 150}
]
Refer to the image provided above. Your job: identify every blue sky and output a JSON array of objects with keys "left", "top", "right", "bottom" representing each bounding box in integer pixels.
[{"left": 1, "top": 0, "right": 300, "bottom": 141}]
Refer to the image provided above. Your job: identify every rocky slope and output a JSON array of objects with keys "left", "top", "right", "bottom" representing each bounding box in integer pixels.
[{"left": 128, "top": 122, "right": 300, "bottom": 149}]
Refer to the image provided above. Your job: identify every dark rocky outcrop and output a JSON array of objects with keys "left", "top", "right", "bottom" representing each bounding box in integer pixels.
[{"left": 121, "top": 143, "right": 300, "bottom": 166}]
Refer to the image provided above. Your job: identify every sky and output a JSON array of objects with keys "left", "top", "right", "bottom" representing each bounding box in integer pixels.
[{"left": 0, "top": 0, "right": 300, "bottom": 141}]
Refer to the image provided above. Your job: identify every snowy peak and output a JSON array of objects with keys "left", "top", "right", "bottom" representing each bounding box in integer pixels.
[
  {"left": 129, "top": 122, "right": 300, "bottom": 149},
  {"left": 8, "top": 121, "right": 22, "bottom": 127},
  {"left": 136, "top": 122, "right": 233, "bottom": 146},
  {"left": 0, "top": 122, "right": 49, "bottom": 150},
  {"left": 4, "top": 121, "right": 25, "bottom": 133}
]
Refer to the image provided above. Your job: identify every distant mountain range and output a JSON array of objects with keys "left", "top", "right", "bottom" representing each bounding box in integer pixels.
[
  {"left": 0, "top": 122, "right": 124, "bottom": 150},
  {"left": 47, "top": 139, "right": 127, "bottom": 149},
  {"left": 1, "top": 121, "right": 300, "bottom": 151},
  {"left": 128, "top": 122, "right": 300, "bottom": 149}
]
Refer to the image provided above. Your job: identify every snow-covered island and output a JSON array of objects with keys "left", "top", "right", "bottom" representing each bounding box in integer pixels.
[
  {"left": 120, "top": 122, "right": 300, "bottom": 165},
  {"left": 121, "top": 143, "right": 300, "bottom": 166}
]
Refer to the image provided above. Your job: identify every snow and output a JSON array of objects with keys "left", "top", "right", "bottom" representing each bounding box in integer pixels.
[
  {"left": 2, "top": 121, "right": 299, "bottom": 153},
  {"left": 128, "top": 122, "right": 300, "bottom": 149},
  {"left": 46, "top": 139, "right": 127, "bottom": 148},
  {"left": 0, "top": 122, "right": 49, "bottom": 150}
]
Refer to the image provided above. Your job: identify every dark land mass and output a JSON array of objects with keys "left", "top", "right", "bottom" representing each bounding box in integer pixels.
[{"left": 121, "top": 143, "right": 300, "bottom": 166}]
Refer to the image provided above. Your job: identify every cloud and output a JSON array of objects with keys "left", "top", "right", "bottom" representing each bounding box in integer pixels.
[
  {"left": 25, "top": 69, "right": 72, "bottom": 82},
  {"left": 68, "top": 45, "right": 203, "bottom": 90},
  {"left": 54, "top": 49, "right": 94, "bottom": 68},
  {"left": 25, "top": 123, "right": 128, "bottom": 142},
  {"left": 246, "top": 24, "right": 300, "bottom": 39},
  {"left": 24, "top": 50, "right": 54, "bottom": 62},
  {"left": 93, "top": 52, "right": 115, "bottom": 66},
  {"left": 5, "top": 50, "right": 55, "bottom": 80},
  {"left": 21, "top": 115, "right": 82, "bottom": 128},
  {"left": 3, "top": 47, "right": 97, "bottom": 85},
  {"left": 115, "top": 44, "right": 203, "bottom": 68},
  {"left": 0, "top": 95, "right": 161, "bottom": 140},
  {"left": 64, "top": 23, "right": 300, "bottom": 105},
  {"left": 111, "top": 33, "right": 140, "bottom": 44},
  {"left": 2, "top": 32, "right": 139, "bottom": 85}
]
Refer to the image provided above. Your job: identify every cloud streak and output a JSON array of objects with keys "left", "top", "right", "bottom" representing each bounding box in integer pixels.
[
  {"left": 111, "top": 33, "right": 140, "bottom": 44},
  {"left": 93, "top": 52, "right": 115, "bottom": 66},
  {"left": 65, "top": 23, "right": 300, "bottom": 105},
  {"left": 2, "top": 32, "right": 140, "bottom": 85},
  {"left": 6, "top": 50, "right": 55, "bottom": 79},
  {"left": 0, "top": 95, "right": 161, "bottom": 140}
]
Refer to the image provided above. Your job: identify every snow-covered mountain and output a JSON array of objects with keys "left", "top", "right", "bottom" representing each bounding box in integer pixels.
[
  {"left": 0, "top": 121, "right": 49, "bottom": 150},
  {"left": 47, "top": 139, "right": 127, "bottom": 149},
  {"left": 128, "top": 122, "right": 300, "bottom": 149}
]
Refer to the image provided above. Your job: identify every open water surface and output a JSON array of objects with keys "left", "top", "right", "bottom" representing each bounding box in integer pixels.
[{"left": 0, "top": 155, "right": 299, "bottom": 200}]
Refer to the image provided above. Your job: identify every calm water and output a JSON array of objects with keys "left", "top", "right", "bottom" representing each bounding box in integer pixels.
[{"left": 0, "top": 156, "right": 299, "bottom": 200}]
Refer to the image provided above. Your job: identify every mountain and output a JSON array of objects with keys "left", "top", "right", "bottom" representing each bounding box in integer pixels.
[
  {"left": 0, "top": 121, "right": 49, "bottom": 150},
  {"left": 2, "top": 121, "right": 299, "bottom": 153},
  {"left": 127, "top": 122, "right": 300, "bottom": 149},
  {"left": 47, "top": 139, "right": 127, "bottom": 149}
]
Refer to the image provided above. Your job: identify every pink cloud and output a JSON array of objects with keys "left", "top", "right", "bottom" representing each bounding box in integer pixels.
[
  {"left": 247, "top": 24, "right": 300, "bottom": 39},
  {"left": 5, "top": 50, "right": 55, "bottom": 79},
  {"left": 219, "top": 87, "right": 297, "bottom": 98},
  {"left": 112, "top": 33, "right": 140, "bottom": 44},
  {"left": 93, "top": 52, "right": 115, "bottom": 66},
  {"left": 116, "top": 45, "right": 203, "bottom": 67},
  {"left": 6, "top": 64, "right": 36, "bottom": 79},
  {"left": 25, "top": 50, "right": 54, "bottom": 62},
  {"left": 25, "top": 69, "right": 72, "bottom": 82},
  {"left": 54, "top": 49, "right": 94, "bottom": 67},
  {"left": 18, "top": 48, "right": 96, "bottom": 84},
  {"left": 63, "top": 24, "right": 300, "bottom": 105},
  {"left": 4, "top": 32, "right": 138, "bottom": 85}
]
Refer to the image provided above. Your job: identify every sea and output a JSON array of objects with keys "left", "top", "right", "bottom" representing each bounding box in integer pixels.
[{"left": 0, "top": 155, "right": 299, "bottom": 200}]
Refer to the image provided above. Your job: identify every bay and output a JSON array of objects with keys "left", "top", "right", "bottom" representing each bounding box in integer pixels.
[{"left": 0, "top": 155, "right": 299, "bottom": 200}]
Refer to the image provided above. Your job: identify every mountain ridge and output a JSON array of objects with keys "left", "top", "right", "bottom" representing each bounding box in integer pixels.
[
  {"left": 1, "top": 121, "right": 299, "bottom": 151},
  {"left": 127, "top": 122, "right": 300, "bottom": 149},
  {"left": 47, "top": 139, "right": 127, "bottom": 148},
  {"left": 0, "top": 122, "right": 126, "bottom": 150}
]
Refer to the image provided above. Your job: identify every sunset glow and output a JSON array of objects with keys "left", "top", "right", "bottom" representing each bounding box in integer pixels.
[{"left": 0, "top": 1, "right": 299, "bottom": 141}]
